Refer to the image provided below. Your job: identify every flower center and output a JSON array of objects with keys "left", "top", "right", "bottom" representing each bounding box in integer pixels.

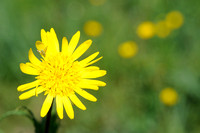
[{"left": 36, "top": 53, "right": 81, "bottom": 96}]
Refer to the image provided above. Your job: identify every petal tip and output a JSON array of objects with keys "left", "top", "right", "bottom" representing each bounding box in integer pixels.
[
  {"left": 41, "top": 29, "right": 46, "bottom": 34},
  {"left": 69, "top": 115, "right": 74, "bottom": 119},
  {"left": 92, "top": 98, "right": 97, "bottom": 102},
  {"left": 50, "top": 28, "right": 56, "bottom": 33},
  {"left": 29, "top": 48, "right": 33, "bottom": 52},
  {"left": 74, "top": 31, "right": 80, "bottom": 37},
  {"left": 87, "top": 39, "right": 92, "bottom": 43},
  {"left": 19, "top": 94, "right": 27, "bottom": 100},
  {"left": 63, "top": 36, "right": 67, "bottom": 40},
  {"left": 19, "top": 96, "right": 23, "bottom": 100},
  {"left": 103, "top": 83, "right": 106, "bottom": 86},
  {"left": 19, "top": 63, "right": 24, "bottom": 70},
  {"left": 40, "top": 110, "right": 47, "bottom": 117},
  {"left": 102, "top": 70, "right": 107, "bottom": 76},
  {"left": 17, "top": 86, "right": 22, "bottom": 91},
  {"left": 82, "top": 107, "right": 86, "bottom": 110},
  {"left": 77, "top": 31, "right": 80, "bottom": 34},
  {"left": 40, "top": 113, "right": 45, "bottom": 118},
  {"left": 59, "top": 115, "right": 64, "bottom": 119}
]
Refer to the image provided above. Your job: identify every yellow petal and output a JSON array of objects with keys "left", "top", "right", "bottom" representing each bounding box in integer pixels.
[
  {"left": 17, "top": 80, "right": 40, "bottom": 92},
  {"left": 56, "top": 95, "right": 63, "bottom": 119},
  {"left": 78, "top": 83, "right": 99, "bottom": 90},
  {"left": 45, "top": 30, "right": 60, "bottom": 57},
  {"left": 45, "top": 32, "right": 54, "bottom": 57},
  {"left": 50, "top": 28, "right": 60, "bottom": 52},
  {"left": 75, "top": 88, "right": 97, "bottom": 102},
  {"left": 80, "top": 79, "right": 106, "bottom": 86},
  {"left": 35, "top": 41, "right": 46, "bottom": 52},
  {"left": 41, "top": 29, "right": 48, "bottom": 45},
  {"left": 28, "top": 48, "right": 41, "bottom": 65},
  {"left": 61, "top": 37, "right": 68, "bottom": 54},
  {"left": 86, "top": 56, "right": 103, "bottom": 66},
  {"left": 79, "top": 52, "right": 99, "bottom": 66},
  {"left": 20, "top": 63, "right": 39, "bottom": 75},
  {"left": 68, "top": 31, "right": 80, "bottom": 56},
  {"left": 81, "top": 70, "right": 107, "bottom": 78},
  {"left": 19, "top": 86, "right": 44, "bottom": 100},
  {"left": 71, "top": 40, "right": 92, "bottom": 61},
  {"left": 40, "top": 94, "right": 54, "bottom": 117},
  {"left": 69, "top": 94, "right": 86, "bottom": 110},
  {"left": 84, "top": 66, "right": 100, "bottom": 71},
  {"left": 63, "top": 96, "right": 74, "bottom": 119}
]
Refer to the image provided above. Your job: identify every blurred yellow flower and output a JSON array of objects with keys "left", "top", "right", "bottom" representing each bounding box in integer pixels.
[
  {"left": 165, "top": 11, "right": 184, "bottom": 30},
  {"left": 160, "top": 88, "right": 178, "bottom": 106},
  {"left": 84, "top": 20, "right": 103, "bottom": 37},
  {"left": 137, "top": 21, "right": 155, "bottom": 39},
  {"left": 17, "top": 28, "right": 106, "bottom": 119},
  {"left": 118, "top": 41, "right": 138, "bottom": 58},
  {"left": 155, "top": 21, "right": 171, "bottom": 38},
  {"left": 89, "top": 0, "right": 106, "bottom": 6}
]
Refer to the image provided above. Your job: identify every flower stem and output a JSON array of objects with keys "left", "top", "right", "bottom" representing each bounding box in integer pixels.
[{"left": 45, "top": 104, "right": 53, "bottom": 133}]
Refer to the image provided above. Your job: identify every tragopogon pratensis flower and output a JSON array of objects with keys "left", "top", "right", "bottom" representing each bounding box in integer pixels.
[
  {"left": 137, "top": 21, "right": 155, "bottom": 39},
  {"left": 84, "top": 20, "right": 103, "bottom": 37},
  {"left": 160, "top": 88, "right": 178, "bottom": 106},
  {"left": 165, "top": 11, "right": 184, "bottom": 30},
  {"left": 155, "top": 21, "right": 171, "bottom": 38},
  {"left": 17, "top": 28, "right": 106, "bottom": 119},
  {"left": 118, "top": 41, "right": 138, "bottom": 58}
]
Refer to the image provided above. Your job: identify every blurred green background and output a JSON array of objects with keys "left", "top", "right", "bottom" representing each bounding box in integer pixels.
[{"left": 1, "top": 0, "right": 200, "bottom": 132}]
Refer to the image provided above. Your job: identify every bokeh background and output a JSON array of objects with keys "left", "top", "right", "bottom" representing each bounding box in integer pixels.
[{"left": 0, "top": 0, "right": 200, "bottom": 132}]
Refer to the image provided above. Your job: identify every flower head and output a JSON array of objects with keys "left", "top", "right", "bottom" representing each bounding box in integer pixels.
[
  {"left": 165, "top": 11, "right": 184, "bottom": 30},
  {"left": 118, "top": 41, "right": 138, "bottom": 58},
  {"left": 17, "top": 28, "right": 106, "bottom": 119},
  {"left": 137, "top": 21, "right": 155, "bottom": 39},
  {"left": 155, "top": 21, "right": 171, "bottom": 38},
  {"left": 84, "top": 20, "right": 103, "bottom": 37},
  {"left": 159, "top": 88, "right": 178, "bottom": 106}
]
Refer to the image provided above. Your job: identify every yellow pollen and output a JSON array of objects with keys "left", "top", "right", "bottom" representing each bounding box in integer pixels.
[{"left": 36, "top": 53, "right": 81, "bottom": 97}]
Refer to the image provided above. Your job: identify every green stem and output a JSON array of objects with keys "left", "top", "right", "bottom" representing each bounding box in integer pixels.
[{"left": 45, "top": 104, "right": 53, "bottom": 133}]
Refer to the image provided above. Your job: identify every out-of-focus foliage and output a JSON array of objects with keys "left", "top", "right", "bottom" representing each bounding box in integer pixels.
[{"left": 1, "top": 0, "right": 200, "bottom": 133}]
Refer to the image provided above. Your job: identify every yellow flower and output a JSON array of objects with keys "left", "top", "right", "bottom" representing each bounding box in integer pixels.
[
  {"left": 137, "top": 21, "right": 155, "bottom": 39},
  {"left": 160, "top": 88, "right": 178, "bottom": 106},
  {"left": 84, "top": 20, "right": 103, "bottom": 37},
  {"left": 165, "top": 11, "right": 184, "bottom": 30},
  {"left": 89, "top": 0, "right": 106, "bottom": 6},
  {"left": 155, "top": 21, "right": 171, "bottom": 38},
  {"left": 17, "top": 28, "right": 106, "bottom": 119},
  {"left": 118, "top": 41, "right": 138, "bottom": 58}
]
